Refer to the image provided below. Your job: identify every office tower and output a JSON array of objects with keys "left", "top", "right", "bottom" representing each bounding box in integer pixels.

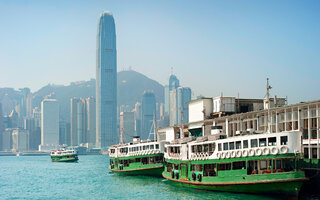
[
  {"left": 1, "top": 128, "right": 13, "bottom": 151},
  {"left": 164, "top": 75, "right": 180, "bottom": 115},
  {"left": 169, "top": 89, "right": 178, "bottom": 126},
  {"left": 120, "top": 112, "right": 135, "bottom": 143},
  {"left": 32, "top": 107, "right": 41, "bottom": 128},
  {"left": 40, "top": 99, "right": 59, "bottom": 149},
  {"left": 24, "top": 117, "right": 40, "bottom": 150},
  {"left": 70, "top": 98, "right": 86, "bottom": 146},
  {"left": 12, "top": 129, "right": 29, "bottom": 152},
  {"left": 9, "top": 109, "right": 19, "bottom": 128},
  {"left": 85, "top": 97, "right": 96, "bottom": 144},
  {"left": 169, "top": 87, "right": 192, "bottom": 126},
  {"left": 177, "top": 87, "right": 191, "bottom": 124},
  {"left": 26, "top": 93, "right": 33, "bottom": 117},
  {"left": 141, "top": 92, "right": 156, "bottom": 140},
  {"left": 59, "top": 121, "right": 70, "bottom": 146},
  {"left": 134, "top": 102, "right": 141, "bottom": 137},
  {"left": 18, "top": 88, "right": 31, "bottom": 118},
  {"left": 96, "top": 11, "right": 117, "bottom": 148}
]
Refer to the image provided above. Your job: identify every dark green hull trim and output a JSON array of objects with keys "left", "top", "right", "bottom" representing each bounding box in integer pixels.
[
  {"left": 110, "top": 166, "right": 163, "bottom": 177},
  {"left": 163, "top": 173, "right": 305, "bottom": 196},
  {"left": 51, "top": 156, "right": 78, "bottom": 162}
]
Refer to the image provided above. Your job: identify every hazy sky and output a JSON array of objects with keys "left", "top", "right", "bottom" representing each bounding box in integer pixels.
[{"left": 0, "top": 0, "right": 319, "bottom": 104}]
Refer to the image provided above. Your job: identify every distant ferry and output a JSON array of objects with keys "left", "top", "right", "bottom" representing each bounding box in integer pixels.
[
  {"left": 162, "top": 130, "right": 308, "bottom": 197},
  {"left": 108, "top": 136, "right": 165, "bottom": 176},
  {"left": 50, "top": 149, "right": 78, "bottom": 162}
]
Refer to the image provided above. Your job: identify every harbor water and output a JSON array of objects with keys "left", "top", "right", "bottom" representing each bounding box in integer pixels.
[{"left": 0, "top": 155, "right": 318, "bottom": 200}]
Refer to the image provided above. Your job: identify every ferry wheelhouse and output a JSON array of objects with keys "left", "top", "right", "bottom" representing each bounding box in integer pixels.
[
  {"left": 50, "top": 149, "right": 78, "bottom": 162},
  {"left": 108, "top": 137, "right": 165, "bottom": 176},
  {"left": 162, "top": 130, "right": 307, "bottom": 196}
]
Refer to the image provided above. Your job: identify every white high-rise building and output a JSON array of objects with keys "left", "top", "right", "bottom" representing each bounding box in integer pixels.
[{"left": 39, "top": 99, "right": 59, "bottom": 151}]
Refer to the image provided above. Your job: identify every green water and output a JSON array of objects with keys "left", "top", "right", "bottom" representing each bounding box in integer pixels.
[{"left": 0, "top": 155, "right": 314, "bottom": 199}]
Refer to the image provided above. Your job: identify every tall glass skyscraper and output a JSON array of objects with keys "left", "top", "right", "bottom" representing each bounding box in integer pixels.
[
  {"left": 141, "top": 92, "right": 156, "bottom": 140},
  {"left": 164, "top": 74, "right": 180, "bottom": 115},
  {"left": 96, "top": 12, "right": 117, "bottom": 148}
]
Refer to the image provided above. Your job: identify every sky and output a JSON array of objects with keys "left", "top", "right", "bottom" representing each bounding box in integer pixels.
[{"left": 0, "top": 0, "right": 319, "bottom": 104}]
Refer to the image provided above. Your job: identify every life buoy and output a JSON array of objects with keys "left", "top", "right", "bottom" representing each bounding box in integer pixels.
[
  {"left": 231, "top": 151, "right": 236, "bottom": 158},
  {"left": 236, "top": 150, "right": 242, "bottom": 158},
  {"left": 171, "top": 171, "right": 175, "bottom": 179},
  {"left": 175, "top": 172, "right": 179, "bottom": 179},
  {"left": 192, "top": 172, "right": 196, "bottom": 181},
  {"left": 197, "top": 174, "right": 202, "bottom": 182},
  {"left": 280, "top": 146, "right": 289, "bottom": 154},
  {"left": 221, "top": 152, "right": 226, "bottom": 159},
  {"left": 242, "top": 150, "right": 248, "bottom": 157},
  {"left": 262, "top": 148, "right": 270, "bottom": 156},
  {"left": 255, "top": 148, "right": 262, "bottom": 156},
  {"left": 271, "top": 147, "right": 279, "bottom": 155},
  {"left": 216, "top": 153, "right": 221, "bottom": 159},
  {"left": 226, "top": 152, "right": 231, "bottom": 159},
  {"left": 249, "top": 149, "right": 255, "bottom": 156}
]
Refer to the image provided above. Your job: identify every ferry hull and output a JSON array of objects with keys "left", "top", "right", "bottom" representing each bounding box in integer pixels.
[
  {"left": 110, "top": 166, "right": 163, "bottom": 177},
  {"left": 163, "top": 173, "right": 306, "bottom": 197},
  {"left": 51, "top": 156, "right": 78, "bottom": 162}
]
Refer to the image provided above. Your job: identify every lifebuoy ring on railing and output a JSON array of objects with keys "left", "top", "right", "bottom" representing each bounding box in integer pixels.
[
  {"left": 242, "top": 150, "right": 248, "bottom": 157},
  {"left": 271, "top": 147, "right": 279, "bottom": 155},
  {"left": 262, "top": 148, "right": 270, "bottom": 156},
  {"left": 236, "top": 150, "right": 242, "bottom": 158},
  {"left": 231, "top": 151, "right": 236, "bottom": 158},
  {"left": 249, "top": 149, "right": 255, "bottom": 156},
  {"left": 197, "top": 174, "right": 202, "bottom": 182},
  {"left": 255, "top": 148, "right": 262, "bottom": 156},
  {"left": 226, "top": 152, "right": 231, "bottom": 159},
  {"left": 221, "top": 152, "right": 226, "bottom": 159},
  {"left": 192, "top": 172, "right": 196, "bottom": 181},
  {"left": 216, "top": 152, "right": 221, "bottom": 159},
  {"left": 280, "top": 146, "right": 289, "bottom": 154}
]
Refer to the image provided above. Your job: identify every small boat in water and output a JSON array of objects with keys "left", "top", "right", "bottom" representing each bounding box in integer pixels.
[{"left": 50, "top": 149, "right": 78, "bottom": 162}]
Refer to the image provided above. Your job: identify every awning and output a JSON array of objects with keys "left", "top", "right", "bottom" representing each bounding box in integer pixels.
[{"left": 188, "top": 122, "right": 203, "bottom": 130}]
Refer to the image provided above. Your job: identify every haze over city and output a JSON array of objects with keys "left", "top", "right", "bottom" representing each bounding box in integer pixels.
[{"left": 1, "top": 0, "right": 320, "bottom": 104}]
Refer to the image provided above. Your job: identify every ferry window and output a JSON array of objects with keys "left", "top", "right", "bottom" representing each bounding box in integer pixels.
[
  {"left": 197, "top": 145, "right": 202, "bottom": 153},
  {"left": 260, "top": 160, "right": 267, "bottom": 170},
  {"left": 204, "top": 164, "right": 217, "bottom": 177},
  {"left": 129, "top": 159, "right": 135, "bottom": 163},
  {"left": 191, "top": 145, "right": 195, "bottom": 153},
  {"left": 243, "top": 140, "right": 248, "bottom": 149},
  {"left": 146, "top": 145, "right": 150, "bottom": 150},
  {"left": 259, "top": 138, "right": 267, "bottom": 147},
  {"left": 150, "top": 157, "right": 154, "bottom": 164},
  {"left": 150, "top": 145, "right": 154, "bottom": 150},
  {"left": 204, "top": 144, "right": 209, "bottom": 152},
  {"left": 209, "top": 143, "right": 213, "bottom": 152},
  {"left": 191, "top": 164, "right": 195, "bottom": 171},
  {"left": 229, "top": 142, "right": 235, "bottom": 150},
  {"left": 111, "top": 149, "right": 115, "bottom": 153},
  {"left": 283, "top": 159, "right": 294, "bottom": 171},
  {"left": 275, "top": 160, "right": 282, "bottom": 169},
  {"left": 140, "top": 146, "right": 142, "bottom": 151},
  {"left": 232, "top": 161, "right": 246, "bottom": 170},
  {"left": 174, "top": 164, "right": 179, "bottom": 170},
  {"left": 251, "top": 139, "right": 258, "bottom": 148},
  {"left": 167, "top": 163, "right": 172, "bottom": 172},
  {"left": 218, "top": 143, "right": 222, "bottom": 151},
  {"left": 125, "top": 148, "right": 128, "bottom": 153},
  {"left": 164, "top": 147, "right": 167, "bottom": 153},
  {"left": 218, "top": 163, "right": 231, "bottom": 171},
  {"left": 156, "top": 144, "right": 159, "bottom": 149},
  {"left": 236, "top": 141, "right": 241, "bottom": 149},
  {"left": 223, "top": 143, "right": 228, "bottom": 151},
  {"left": 281, "top": 136, "right": 288, "bottom": 145},
  {"left": 268, "top": 137, "right": 276, "bottom": 146},
  {"left": 195, "top": 164, "right": 203, "bottom": 171}
]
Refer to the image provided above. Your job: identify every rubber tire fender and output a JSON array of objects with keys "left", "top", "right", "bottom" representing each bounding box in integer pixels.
[{"left": 197, "top": 173, "right": 202, "bottom": 182}]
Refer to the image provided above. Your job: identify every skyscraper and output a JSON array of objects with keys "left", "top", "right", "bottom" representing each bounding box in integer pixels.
[
  {"left": 164, "top": 74, "right": 180, "bottom": 115},
  {"left": 40, "top": 99, "right": 59, "bottom": 150},
  {"left": 85, "top": 97, "right": 96, "bottom": 144},
  {"left": 177, "top": 87, "right": 191, "bottom": 124},
  {"left": 96, "top": 12, "right": 117, "bottom": 148},
  {"left": 141, "top": 92, "right": 156, "bottom": 140},
  {"left": 120, "top": 111, "right": 135, "bottom": 143},
  {"left": 70, "top": 98, "right": 86, "bottom": 146}
]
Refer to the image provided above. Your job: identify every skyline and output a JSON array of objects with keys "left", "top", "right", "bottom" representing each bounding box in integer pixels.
[{"left": 0, "top": 0, "right": 320, "bottom": 104}]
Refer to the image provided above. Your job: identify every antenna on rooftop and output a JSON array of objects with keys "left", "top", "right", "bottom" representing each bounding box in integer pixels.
[{"left": 266, "top": 78, "right": 272, "bottom": 133}]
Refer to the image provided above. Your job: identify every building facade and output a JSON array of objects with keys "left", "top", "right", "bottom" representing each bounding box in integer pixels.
[
  {"left": 40, "top": 99, "right": 59, "bottom": 149},
  {"left": 96, "top": 12, "right": 117, "bottom": 148},
  {"left": 120, "top": 111, "right": 135, "bottom": 143},
  {"left": 141, "top": 92, "right": 156, "bottom": 140}
]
